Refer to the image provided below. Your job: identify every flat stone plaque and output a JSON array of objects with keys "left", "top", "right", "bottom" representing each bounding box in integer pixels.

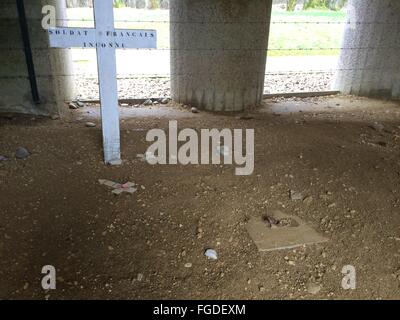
[{"left": 246, "top": 210, "right": 328, "bottom": 252}]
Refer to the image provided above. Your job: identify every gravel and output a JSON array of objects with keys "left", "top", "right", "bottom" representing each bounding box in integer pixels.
[
  {"left": 74, "top": 72, "right": 335, "bottom": 100},
  {"left": 143, "top": 99, "right": 154, "bottom": 106},
  {"left": 15, "top": 147, "right": 30, "bottom": 159}
]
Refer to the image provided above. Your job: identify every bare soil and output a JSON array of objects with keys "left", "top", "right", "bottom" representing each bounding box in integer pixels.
[{"left": 0, "top": 96, "right": 399, "bottom": 300}]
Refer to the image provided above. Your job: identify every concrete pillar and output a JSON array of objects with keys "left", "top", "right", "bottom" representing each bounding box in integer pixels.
[
  {"left": 0, "top": 0, "right": 74, "bottom": 117},
  {"left": 170, "top": 0, "right": 272, "bottom": 111},
  {"left": 334, "top": 0, "right": 400, "bottom": 99}
]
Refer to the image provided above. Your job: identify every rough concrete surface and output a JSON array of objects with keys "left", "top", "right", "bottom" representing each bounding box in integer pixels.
[
  {"left": 0, "top": 0, "right": 74, "bottom": 116},
  {"left": 335, "top": 0, "right": 400, "bottom": 99},
  {"left": 170, "top": 0, "right": 273, "bottom": 111}
]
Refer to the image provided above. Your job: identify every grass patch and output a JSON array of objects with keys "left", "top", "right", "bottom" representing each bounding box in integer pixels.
[
  {"left": 272, "top": 9, "right": 346, "bottom": 20},
  {"left": 66, "top": 8, "right": 347, "bottom": 57},
  {"left": 269, "top": 9, "right": 346, "bottom": 56}
]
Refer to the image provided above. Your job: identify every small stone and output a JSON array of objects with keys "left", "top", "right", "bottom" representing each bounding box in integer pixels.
[
  {"left": 0, "top": 155, "right": 7, "bottom": 161},
  {"left": 258, "top": 285, "right": 265, "bottom": 292},
  {"left": 290, "top": 190, "right": 303, "bottom": 201},
  {"left": 191, "top": 107, "right": 199, "bottom": 114},
  {"left": 85, "top": 122, "right": 96, "bottom": 128},
  {"left": 50, "top": 115, "right": 59, "bottom": 120},
  {"left": 160, "top": 98, "right": 170, "bottom": 104},
  {"left": 137, "top": 273, "right": 144, "bottom": 281},
  {"left": 370, "top": 122, "right": 384, "bottom": 132},
  {"left": 69, "top": 102, "right": 78, "bottom": 109},
  {"left": 143, "top": 99, "right": 153, "bottom": 106},
  {"left": 196, "top": 227, "right": 203, "bottom": 239},
  {"left": 15, "top": 147, "right": 30, "bottom": 159},
  {"left": 204, "top": 249, "right": 218, "bottom": 260},
  {"left": 303, "top": 196, "right": 313, "bottom": 205},
  {"left": 23, "top": 282, "right": 29, "bottom": 290},
  {"left": 328, "top": 203, "right": 336, "bottom": 208},
  {"left": 184, "top": 263, "right": 192, "bottom": 268},
  {"left": 74, "top": 100, "right": 85, "bottom": 108},
  {"left": 306, "top": 283, "right": 321, "bottom": 295}
]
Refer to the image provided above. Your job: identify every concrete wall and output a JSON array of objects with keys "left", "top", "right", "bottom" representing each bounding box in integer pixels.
[
  {"left": 334, "top": 0, "right": 400, "bottom": 99},
  {"left": 170, "top": 0, "right": 273, "bottom": 112},
  {"left": 0, "top": 0, "right": 74, "bottom": 116}
]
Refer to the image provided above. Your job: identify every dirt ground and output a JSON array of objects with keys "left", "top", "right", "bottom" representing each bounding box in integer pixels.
[{"left": 0, "top": 95, "right": 399, "bottom": 300}]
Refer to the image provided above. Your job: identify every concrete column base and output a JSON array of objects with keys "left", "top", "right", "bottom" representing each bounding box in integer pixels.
[{"left": 170, "top": 0, "right": 272, "bottom": 111}]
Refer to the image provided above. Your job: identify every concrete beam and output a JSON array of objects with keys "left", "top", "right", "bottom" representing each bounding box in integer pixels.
[{"left": 170, "top": 0, "right": 273, "bottom": 111}]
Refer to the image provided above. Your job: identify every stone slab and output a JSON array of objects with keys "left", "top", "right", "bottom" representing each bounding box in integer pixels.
[{"left": 246, "top": 210, "right": 328, "bottom": 252}]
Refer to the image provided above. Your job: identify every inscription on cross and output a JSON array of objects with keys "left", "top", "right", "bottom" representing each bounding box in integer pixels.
[{"left": 47, "top": 0, "right": 157, "bottom": 164}]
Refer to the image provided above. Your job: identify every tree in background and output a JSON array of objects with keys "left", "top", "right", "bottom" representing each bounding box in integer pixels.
[
  {"left": 303, "top": 0, "right": 348, "bottom": 10},
  {"left": 148, "top": 0, "right": 160, "bottom": 9},
  {"left": 286, "top": 0, "right": 298, "bottom": 11},
  {"left": 285, "top": 0, "right": 348, "bottom": 11},
  {"left": 327, "top": 0, "right": 348, "bottom": 10}
]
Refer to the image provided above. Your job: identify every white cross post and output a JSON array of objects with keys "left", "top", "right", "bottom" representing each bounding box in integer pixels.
[{"left": 48, "top": 0, "right": 156, "bottom": 164}]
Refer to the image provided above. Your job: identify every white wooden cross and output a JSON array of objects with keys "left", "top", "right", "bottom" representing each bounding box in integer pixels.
[{"left": 48, "top": 0, "right": 156, "bottom": 164}]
